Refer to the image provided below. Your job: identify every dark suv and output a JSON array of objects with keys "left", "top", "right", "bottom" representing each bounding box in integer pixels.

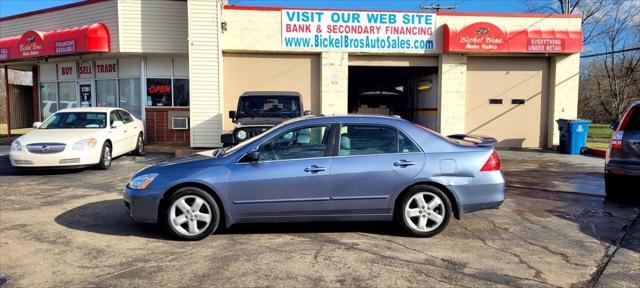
[
  {"left": 221, "top": 91, "right": 310, "bottom": 147},
  {"left": 605, "top": 100, "right": 640, "bottom": 198}
]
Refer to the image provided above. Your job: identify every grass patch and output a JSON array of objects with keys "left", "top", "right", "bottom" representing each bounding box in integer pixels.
[
  {"left": 588, "top": 124, "right": 613, "bottom": 139},
  {"left": 586, "top": 123, "right": 612, "bottom": 150},
  {"left": 587, "top": 141, "right": 610, "bottom": 150}
]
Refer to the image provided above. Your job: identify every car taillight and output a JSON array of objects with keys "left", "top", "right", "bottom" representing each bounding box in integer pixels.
[
  {"left": 611, "top": 107, "right": 635, "bottom": 151},
  {"left": 481, "top": 151, "right": 501, "bottom": 172},
  {"left": 611, "top": 131, "right": 624, "bottom": 150}
]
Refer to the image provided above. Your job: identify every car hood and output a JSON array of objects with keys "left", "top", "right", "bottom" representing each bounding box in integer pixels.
[
  {"left": 16, "top": 129, "right": 105, "bottom": 145},
  {"left": 152, "top": 149, "right": 221, "bottom": 168},
  {"left": 236, "top": 117, "right": 291, "bottom": 126}
]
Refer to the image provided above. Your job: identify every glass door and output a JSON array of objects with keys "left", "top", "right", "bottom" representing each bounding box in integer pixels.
[
  {"left": 78, "top": 81, "right": 94, "bottom": 107},
  {"left": 59, "top": 81, "right": 78, "bottom": 110}
]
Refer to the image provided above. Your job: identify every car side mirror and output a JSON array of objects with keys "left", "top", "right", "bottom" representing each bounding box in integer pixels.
[
  {"left": 112, "top": 120, "right": 124, "bottom": 129},
  {"left": 32, "top": 122, "right": 42, "bottom": 129},
  {"left": 245, "top": 150, "right": 260, "bottom": 162},
  {"left": 610, "top": 120, "right": 619, "bottom": 131},
  {"left": 303, "top": 110, "right": 312, "bottom": 116},
  {"left": 229, "top": 110, "right": 236, "bottom": 120}
]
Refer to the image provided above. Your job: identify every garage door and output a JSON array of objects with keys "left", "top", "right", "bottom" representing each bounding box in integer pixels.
[
  {"left": 222, "top": 53, "right": 320, "bottom": 130},
  {"left": 465, "top": 57, "right": 549, "bottom": 148}
]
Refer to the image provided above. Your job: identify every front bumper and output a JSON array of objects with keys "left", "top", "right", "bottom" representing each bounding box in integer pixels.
[
  {"left": 9, "top": 148, "right": 101, "bottom": 168},
  {"left": 123, "top": 186, "right": 163, "bottom": 223}
]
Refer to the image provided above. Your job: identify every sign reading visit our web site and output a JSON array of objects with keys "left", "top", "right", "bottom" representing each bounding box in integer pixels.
[{"left": 282, "top": 10, "right": 436, "bottom": 51}]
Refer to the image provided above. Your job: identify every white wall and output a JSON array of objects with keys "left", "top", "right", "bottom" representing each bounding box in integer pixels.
[
  {"left": 118, "top": 0, "right": 189, "bottom": 54},
  {"left": 188, "top": 0, "right": 222, "bottom": 147}
]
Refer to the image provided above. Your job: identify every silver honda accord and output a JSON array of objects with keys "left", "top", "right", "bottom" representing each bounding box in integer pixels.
[{"left": 124, "top": 115, "right": 505, "bottom": 240}]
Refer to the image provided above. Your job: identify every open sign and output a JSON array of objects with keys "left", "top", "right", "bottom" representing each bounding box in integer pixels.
[{"left": 148, "top": 84, "right": 171, "bottom": 94}]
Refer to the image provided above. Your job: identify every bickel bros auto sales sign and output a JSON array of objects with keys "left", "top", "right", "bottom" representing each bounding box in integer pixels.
[{"left": 282, "top": 9, "right": 436, "bottom": 51}]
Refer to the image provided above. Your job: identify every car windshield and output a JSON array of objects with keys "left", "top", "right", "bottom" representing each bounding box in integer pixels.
[
  {"left": 236, "top": 96, "right": 301, "bottom": 118},
  {"left": 39, "top": 112, "right": 107, "bottom": 129}
]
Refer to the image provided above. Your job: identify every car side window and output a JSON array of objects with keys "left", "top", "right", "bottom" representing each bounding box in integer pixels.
[
  {"left": 339, "top": 124, "right": 397, "bottom": 156},
  {"left": 116, "top": 110, "right": 133, "bottom": 123},
  {"left": 110, "top": 111, "right": 121, "bottom": 126},
  {"left": 399, "top": 131, "right": 421, "bottom": 153},
  {"left": 258, "top": 125, "right": 330, "bottom": 161},
  {"left": 625, "top": 108, "right": 640, "bottom": 131}
]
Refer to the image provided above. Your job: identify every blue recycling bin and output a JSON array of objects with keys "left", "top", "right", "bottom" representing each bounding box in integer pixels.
[{"left": 556, "top": 119, "right": 592, "bottom": 155}]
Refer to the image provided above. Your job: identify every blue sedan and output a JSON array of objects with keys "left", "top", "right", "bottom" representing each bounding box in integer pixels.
[{"left": 124, "top": 115, "right": 505, "bottom": 240}]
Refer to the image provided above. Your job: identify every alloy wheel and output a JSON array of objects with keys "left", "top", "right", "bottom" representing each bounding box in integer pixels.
[
  {"left": 137, "top": 136, "right": 144, "bottom": 154},
  {"left": 169, "top": 195, "right": 213, "bottom": 236},
  {"left": 404, "top": 192, "right": 445, "bottom": 232},
  {"left": 103, "top": 146, "right": 111, "bottom": 166}
]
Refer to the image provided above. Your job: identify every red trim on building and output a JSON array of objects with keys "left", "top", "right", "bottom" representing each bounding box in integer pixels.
[
  {"left": 32, "top": 65, "right": 40, "bottom": 122},
  {"left": 0, "top": 23, "right": 110, "bottom": 62},
  {"left": 443, "top": 22, "right": 582, "bottom": 53},
  {"left": 223, "top": 5, "right": 582, "bottom": 18}
]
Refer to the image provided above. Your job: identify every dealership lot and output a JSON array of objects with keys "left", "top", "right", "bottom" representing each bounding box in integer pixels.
[{"left": 0, "top": 148, "right": 638, "bottom": 287}]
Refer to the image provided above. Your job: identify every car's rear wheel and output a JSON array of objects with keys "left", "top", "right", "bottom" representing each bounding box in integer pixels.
[
  {"left": 397, "top": 185, "right": 451, "bottom": 237},
  {"left": 97, "top": 142, "right": 112, "bottom": 170},
  {"left": 605, "top": 173, "right": 622, "bottom": 199},
  {"left": 164, "top": 187, "right": 220, "bottom": 241},
  {"left": 133, "top": 133, "right": 145, "bottom": 156}
]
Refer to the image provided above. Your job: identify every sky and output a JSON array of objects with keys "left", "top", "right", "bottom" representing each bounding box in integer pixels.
[{"left": 0, "top": 0, "right": 543, "bottom": 18}]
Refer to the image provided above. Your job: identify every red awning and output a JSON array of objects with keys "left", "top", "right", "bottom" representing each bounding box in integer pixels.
[
  {"left": 443, "top": 22, "right": 582, "bottom": 54},
  {"left": 0, "top": 23, "right": 110, "bottom": 62}
]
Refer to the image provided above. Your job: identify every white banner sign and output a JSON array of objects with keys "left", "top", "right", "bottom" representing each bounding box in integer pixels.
[
  {"left": 78, "top": 61, "right": 93, "bottom": 79},
  {"left": 282, "top": 10, "right": 436, "bottom": 51},
  {"left": 57, "top": 62, "right": 76, "bottom": 81},
  {"left": 95, "top": 59, "right": 117, "bottom": 79}
]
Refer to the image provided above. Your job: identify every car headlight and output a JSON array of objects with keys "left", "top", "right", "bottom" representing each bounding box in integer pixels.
[
  {"left": 10, "top": 140, "right": 22, "bottom": 151},
  {"left": 128, "top": 173, "right": 159, "bottom": 190},
  {"left": 72, "top": 138, "right": 97, "bottom": 150},
  {"left": 236, "top": 129, "right": 247, "bottom": 140}
]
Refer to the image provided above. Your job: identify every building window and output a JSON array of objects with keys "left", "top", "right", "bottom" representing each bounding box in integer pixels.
[
  {"left": 96, "top": 79, "right": 118, "bottom": 107},
  {"left": 40, "top": 82, "right": 58, "bottom": 119},
  {"left": 146, "top": 78, "right": 172, "bottom": 106},
  {"left": 173, "top": 79, "right": 189, "bottom": 106},
  {"left": 58, "top": 81, "right": 78, "bottom": 110},
  {"left": 38, "top": 58, "right": 145, "bottom": 121},
  {"left": 145, "top": 57, "right": 189, "bottom": 108},
  {"left": 119, "top": 78, "right": 142, "bottom": 118}
]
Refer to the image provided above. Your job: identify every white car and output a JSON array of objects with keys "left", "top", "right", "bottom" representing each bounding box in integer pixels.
[{"left": 9, "top": 107, "right": 145, "bottom": 170}]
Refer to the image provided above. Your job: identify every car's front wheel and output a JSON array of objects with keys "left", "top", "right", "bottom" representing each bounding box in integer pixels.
[
  {"left": 96, "top": 142, "right": 112, "bottom": 170},
  {"left": 133, "top": 133, "right": 144, "bottom": 156},
  {"left": 164, "top": 187, "right": 221, "bottom": 241},
  {"left": 397, "top": 185, "right": 452, "bottom": 237}
]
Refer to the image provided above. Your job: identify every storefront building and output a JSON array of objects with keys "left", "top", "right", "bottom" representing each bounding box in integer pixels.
[{"left": 1, "top": 0, "right": 583, "bottom": 148}]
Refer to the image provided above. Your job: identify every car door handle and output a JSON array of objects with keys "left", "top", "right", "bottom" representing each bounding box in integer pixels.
[
  {"left": 394, "top": 160, "right": 416, "bottom": 167},
  {"left": 304, "top": 165, "right": 327, "bottom": 173}
]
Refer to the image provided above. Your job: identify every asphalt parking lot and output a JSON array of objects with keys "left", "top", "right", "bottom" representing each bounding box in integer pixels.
[{"left": 0, "top": 147, "right": 638, "bottom": 287}]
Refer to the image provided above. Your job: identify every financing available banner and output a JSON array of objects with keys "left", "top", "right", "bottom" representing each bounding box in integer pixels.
[{"left": 282, "top": 9, "right": 436, "bottom": 52}]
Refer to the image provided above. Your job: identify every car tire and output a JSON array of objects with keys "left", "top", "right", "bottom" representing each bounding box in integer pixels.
[
  {"left": 163, "top": 187, "right": 221, "bottom": 241},
  {"left": 133, "top": 133, "right": 145, "bottom": 156},
  {"left": 604, "top": 173, "right": 621, "bottom": 199},
  {"left": 96, "top": 142, "right": 112, "bottom": 170},
  {"left": 396, "top": 185, "right": 452, "bottom": 237}
]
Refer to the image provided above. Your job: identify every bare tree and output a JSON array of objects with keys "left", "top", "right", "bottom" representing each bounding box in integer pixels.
[
  {"left": 529, "top": 0, "right": 639, "bottom": 122},
  {"left": 526, "top": 0, "right": 606, "bottom": 46}
]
